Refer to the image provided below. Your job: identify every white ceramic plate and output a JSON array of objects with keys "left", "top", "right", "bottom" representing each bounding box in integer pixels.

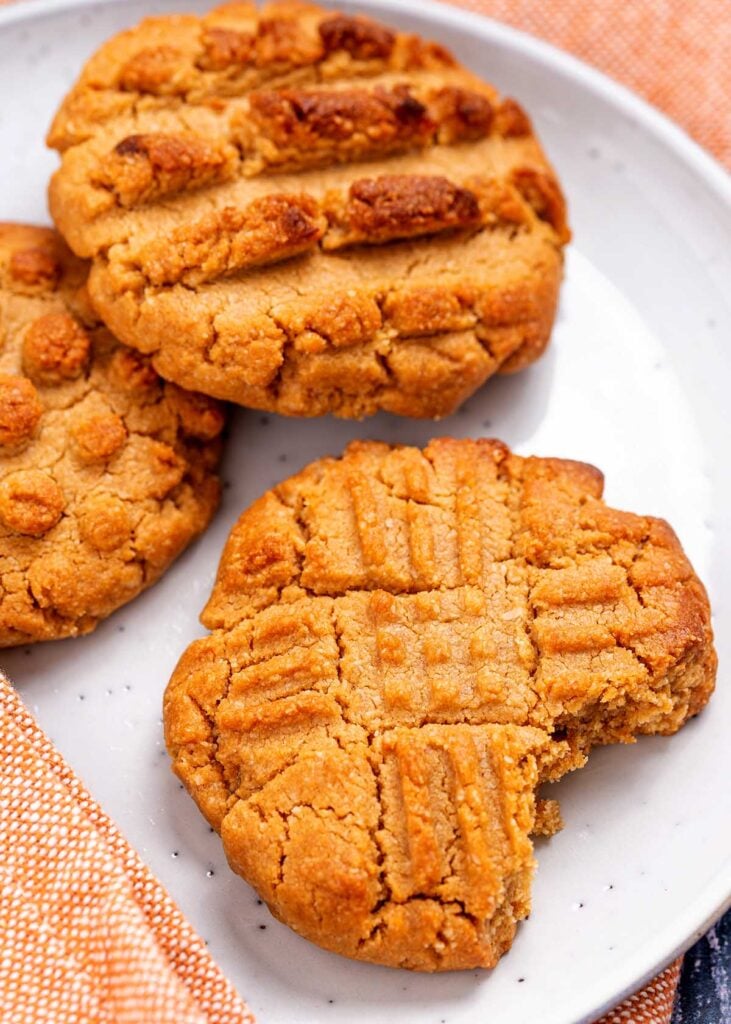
[{"left": 1, "top": 1, "right": 729, "bottom": 1021}]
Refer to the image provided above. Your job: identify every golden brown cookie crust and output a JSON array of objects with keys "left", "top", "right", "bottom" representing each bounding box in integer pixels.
[
  {"left": 0, "top": 223, "right": 225, "bottom": 647},
  {"left": 164, "top": 438, "right": 715, "bottom": 970},
  {"left": 48, "top": 1, "right": 569, "bottom": 419}
]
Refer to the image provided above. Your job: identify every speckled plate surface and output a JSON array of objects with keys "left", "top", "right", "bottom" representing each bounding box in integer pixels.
[{"left": 1, "top": 1, "right": 729, "bottom": 1022}]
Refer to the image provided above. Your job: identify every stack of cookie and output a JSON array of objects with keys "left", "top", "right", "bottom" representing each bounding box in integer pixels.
[{"left": 0, "top": 1, "right": 715, "bottom": 974}]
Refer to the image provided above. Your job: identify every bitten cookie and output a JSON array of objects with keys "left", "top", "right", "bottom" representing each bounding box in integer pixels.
[
  {"left": 48, "top": 1, "right": 569, "bottom": 419},
  {"left": 0, "top": 223, "right": 225, "bottom": 646},
  {"left": 164, "top": 439, "right": 715, "bottom": 970}
]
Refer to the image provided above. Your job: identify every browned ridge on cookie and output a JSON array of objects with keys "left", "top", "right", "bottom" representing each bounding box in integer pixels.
[
  {"left": 0, "top": 224, "right": 225, "bottom": 646},
  {"left": 48, "top": 1, "right": 569, "bottom": 419},
  {"left": 164, "top": 438, "right": 715, "bottom": 970}
]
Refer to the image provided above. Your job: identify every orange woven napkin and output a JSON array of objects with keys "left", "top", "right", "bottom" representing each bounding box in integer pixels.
[
  {"left": 0, "top": 672, "right": 254, "bottom": 1024},
  {"left": 450, "top": 0, "right": 731, "bottom": 166},
  {"left": 598, "top": 959, "right": 683, "bottom": 1024}
]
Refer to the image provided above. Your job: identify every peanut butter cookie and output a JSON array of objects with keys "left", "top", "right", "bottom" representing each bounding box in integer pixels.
[
  {"left": 0, "top": 224, "right": 225, "bottom": 646},
  {"left": 48, "top": 1, "right": 569, "bottom": 419},
  {"left": 164, "top": 438, "right": 715, "bottom": 970}
]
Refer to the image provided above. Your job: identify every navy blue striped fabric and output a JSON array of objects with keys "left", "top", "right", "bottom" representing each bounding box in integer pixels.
[{"left": 672, "top": 911, "right": 731, "bottom": 1023}]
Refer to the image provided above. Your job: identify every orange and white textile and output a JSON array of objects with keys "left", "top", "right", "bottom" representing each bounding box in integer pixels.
[
  {"left": 599, "top": 959, "right": 683, "bottom": 1024},
  {"left": 0, "top": 673, "right": 253, "bottom": 1024},
  {"left": 452, "top": 0, "right": 731, "bottom": 166}
]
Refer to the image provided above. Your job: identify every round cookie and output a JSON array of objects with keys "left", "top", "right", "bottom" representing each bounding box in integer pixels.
[
  {"left": 48, "top": 1, "right": 569, "bottom": 419},
  {"left": 164, "top": 438, "right": 715, "bottom": 970},
  {"left": 0, "top": 223, "right": 225, "bottom": 646}
]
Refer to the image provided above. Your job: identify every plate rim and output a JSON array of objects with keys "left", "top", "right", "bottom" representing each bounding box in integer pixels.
[{"left": 1, "top": 0, "right": 729, "bottom": 1019}]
